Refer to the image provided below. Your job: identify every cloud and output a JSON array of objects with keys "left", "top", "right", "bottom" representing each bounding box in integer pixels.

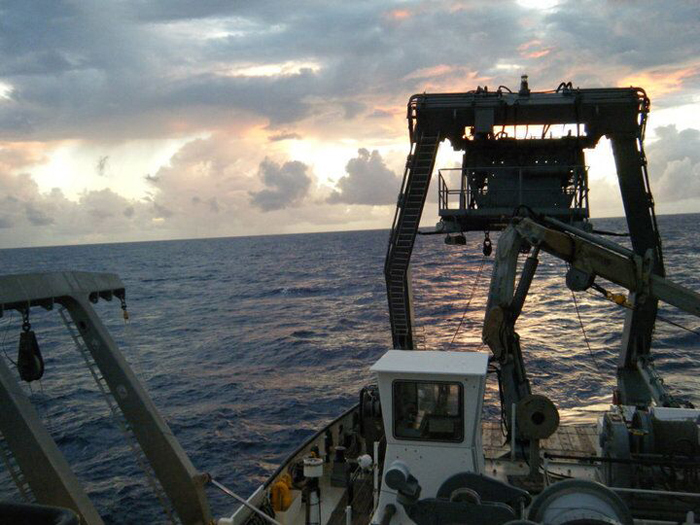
[
  {"left": 586, "top": 125, "right": 700, "bottom": 218},
  {"left": 1, "top": 0, "right": 699, "bottom": 145},
  {"left": 152, "top": 202, "right": 173, "bottom": 218},
  {"left": 25, "top": 202, "right": 53, "bottom": 225},
  {"left": 646, "top": 125, "right": 700, "bottom": 203},
  {"left": 0, "top": 134, "right": 396, "bottom": 247},
  {"left": 249, "top": 159, "right": 312, "bottom": 212},
  {"left": 208, "top": 197, "right": 219, "bottom": 213},
  {"left": 327, "top": 149, "right": 400, "bottom": 205},
  {"left": 367, "top": 109, "right": 394, "bottom": 119},
  {"left": 190, "top": 195, "right": 220, "bottom": 213},
  {"left": 96, "top": 155, "right": 109, "bottom": 176},
  {"left": 0, "top": 1, "right": 555, "bottom": 141},
  {"left": 0, "top": 1, "right": 699, "bottom": 246},
  {"left": 268, "top": 132, "right": 301, "bottom": 142},
  {"left": 0, "top": 161, "right": 152, "bottom": 247},
  {"left": 541, "top": 2, "right": 700, "bottom": 105}
]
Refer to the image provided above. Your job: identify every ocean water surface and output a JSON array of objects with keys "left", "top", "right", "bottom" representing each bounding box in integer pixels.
[{"left": 0, "top": 213, "right": 699, "bottom": 523}]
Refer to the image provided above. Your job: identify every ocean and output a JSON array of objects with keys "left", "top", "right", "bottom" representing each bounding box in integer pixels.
[{"left": 0, "top": 213, "right": 699, "bottom": 523}]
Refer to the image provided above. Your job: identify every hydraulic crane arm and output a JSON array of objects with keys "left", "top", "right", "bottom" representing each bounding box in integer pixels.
[
  {"left": 515, "top": 218, "right": 700, "bottom": 318},
  {"left": 484, "top": 217, "right": 700, "bottom": 418}
]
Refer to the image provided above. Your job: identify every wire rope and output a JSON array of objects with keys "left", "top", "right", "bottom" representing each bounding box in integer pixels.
[
  {"left": 570, "top": 289, "right": 603, "bottom": 374},
  {"left": 447, "top": 255, "right": 486, "bottom": 348}
]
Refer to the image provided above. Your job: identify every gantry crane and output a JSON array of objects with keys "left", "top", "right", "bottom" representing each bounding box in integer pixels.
[{"left": 386, "top": 77, "right": 665, "bottom": 407}]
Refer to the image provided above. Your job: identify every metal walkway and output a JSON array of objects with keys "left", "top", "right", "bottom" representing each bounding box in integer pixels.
[{"left": 385, "top": 132, "right": 440, "bottom": 349}]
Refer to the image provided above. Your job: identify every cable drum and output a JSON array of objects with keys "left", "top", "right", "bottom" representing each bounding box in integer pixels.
[
  {"left": 516, "top": 394, "right": 559, "bottom": 440},
  {"left": 528, "top": 480, "right": 633, "bottom": 525}
]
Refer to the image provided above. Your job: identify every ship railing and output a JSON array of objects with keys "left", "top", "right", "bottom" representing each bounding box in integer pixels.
[
  {"left": 437, "top": 165, "right": 589, "bottom": 215},
  {"left": 385, "top": 139, "right": 418, "bottom": 272}
]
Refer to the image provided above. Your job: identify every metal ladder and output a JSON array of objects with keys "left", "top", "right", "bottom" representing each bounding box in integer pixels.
[
  {"left": 385, "top": 132, "right": 440, "bottom": 349},
  {"left": 0, "top": 429, "right": 33, "bottom": 502},
  {"left": 58, "top": 308, "right": 176, "bottom": 523}
]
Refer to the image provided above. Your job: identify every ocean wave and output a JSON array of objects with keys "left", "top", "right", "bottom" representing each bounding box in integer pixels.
[{"left": 0, "top": 215, "right": 698, "bottom": 523}]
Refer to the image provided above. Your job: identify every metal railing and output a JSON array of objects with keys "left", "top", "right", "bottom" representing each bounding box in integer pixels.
[
  {"left": 438, "top": 165, "right": 589, "bottom": 214},
  {"left": 386, "top": 140, "right": 417, "bottom": 255}
]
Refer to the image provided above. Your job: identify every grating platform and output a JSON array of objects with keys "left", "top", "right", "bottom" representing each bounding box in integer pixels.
[{"left": 483, "top": 421, "right": 599, "bottom": 458}]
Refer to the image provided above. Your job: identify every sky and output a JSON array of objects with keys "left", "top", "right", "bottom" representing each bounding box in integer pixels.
[{"left": 1, "top": 0, "right": 699, "bottom": 248}]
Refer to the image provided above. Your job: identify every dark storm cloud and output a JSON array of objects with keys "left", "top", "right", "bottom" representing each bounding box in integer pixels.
[
  {"left": 2, "top": 0, "right": 698, "bottom": 141},
  {"left": 0, "top": 1, "right": 541, "bottom": 140},
  {"left": 162, "top": 70, "right": 318, "bottom": 125},
  {"left": 545, "top": 2, "right": 700, "bottom": 71},
  {"left": 249, "top": 158, "right": 312, "bottom": 212},
  {"left": 328, "top": 149, "right": 400, "bottom": 205}
]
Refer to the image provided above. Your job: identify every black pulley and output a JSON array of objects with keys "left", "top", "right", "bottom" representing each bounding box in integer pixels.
[
  {"left": 17, "top": 315, "right": 44, "bottom": 382},
  {"left": 566, "top": 266, "right": 594, "bottom": 292},
  {"left": 482, "top": 234, "right": 492, "bottom": 256},
  {"left": 445, "top": 234, "right": 466, "bottom": 245}
]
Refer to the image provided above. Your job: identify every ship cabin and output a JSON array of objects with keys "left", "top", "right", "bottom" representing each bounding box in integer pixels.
[{"left": 370, "top": 350, "right": 490, "bottom": 524}]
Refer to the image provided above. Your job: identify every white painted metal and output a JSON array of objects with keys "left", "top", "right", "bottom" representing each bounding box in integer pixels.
[
  {"left": 371, "top": 349, "right": 488, "bottom": 377},
  {"left": 303, "top": 457, "right": 323, "bottom": 478},
  {"left": 370, "top": 350, "right": 489, "bottom": 525},
  {"left": 214, "top": 481, "right": 282, "bottom": 525}
]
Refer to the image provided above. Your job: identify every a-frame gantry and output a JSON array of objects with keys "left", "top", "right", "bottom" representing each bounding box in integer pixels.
[{"left": 385, "top": 78, "right": 663, "bottom": 406}]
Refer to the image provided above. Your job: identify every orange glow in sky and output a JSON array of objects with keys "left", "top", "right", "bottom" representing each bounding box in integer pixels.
[
  {"left": 620, "top": 66, "right": 699, "bottom": 100},
  {"left": 387, "top": 9, "right": 412, "bottom": 20}
]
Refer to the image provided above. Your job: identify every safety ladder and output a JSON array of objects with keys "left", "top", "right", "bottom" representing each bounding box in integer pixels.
[
  {"left": 0, "top": 429, "right": 33, "bottom": 502},
  {"left": 385, "top": 132, "right": 440, "bottom": 349},
  {"left": 58, "top": 308, "right": 176, "bottom": 523}
]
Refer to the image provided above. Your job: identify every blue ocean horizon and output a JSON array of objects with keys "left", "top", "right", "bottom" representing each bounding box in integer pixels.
[
  {"left": 3, "top": 211, "right": 692, "bottom": 252},
  {"left": 1, "top": 212, "right": 699, "bottom": 523}
]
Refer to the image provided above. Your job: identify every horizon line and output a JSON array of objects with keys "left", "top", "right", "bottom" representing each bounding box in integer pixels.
[{"left": 1, "top": 211, "right": 698, "bottom": 251}]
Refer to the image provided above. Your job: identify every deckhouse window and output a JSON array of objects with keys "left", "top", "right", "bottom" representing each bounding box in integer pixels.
[{"left": 393, "top": 381, "right": 463, "bottom": 442}]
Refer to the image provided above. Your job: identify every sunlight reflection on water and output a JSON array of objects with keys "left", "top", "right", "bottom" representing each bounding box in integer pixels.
[{"left": 0, "top": 214, "right": 697, "bottom": 522}]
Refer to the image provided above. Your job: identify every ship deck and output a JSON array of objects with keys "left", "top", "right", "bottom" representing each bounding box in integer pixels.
[
  {"left": 482, "top": 421, "right": 598, "bottom": 458},
  {"left": 323, "top": 422, "right": 600, "bottom": 525},
  {"left": 230, "top": 417, "right": 603, "bottom": 525}
]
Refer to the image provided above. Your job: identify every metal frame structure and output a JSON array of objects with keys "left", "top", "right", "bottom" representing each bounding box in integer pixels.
[
  {"left": 0, "top": 272, "right": 212, "bottom": 525},
  {"left": 385, "top": 81, "right": 664, "bottom": 410},
  {"left": 385, "top": 80, "right": 664, "bottom": 407},
  {"left": 437, "top": 164, "right": 589, "bottom": 231}
]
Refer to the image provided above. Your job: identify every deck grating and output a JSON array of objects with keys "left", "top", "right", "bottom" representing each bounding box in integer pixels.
[{"left": 482, "top": 422, "right": 598, "bottom": 458}]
